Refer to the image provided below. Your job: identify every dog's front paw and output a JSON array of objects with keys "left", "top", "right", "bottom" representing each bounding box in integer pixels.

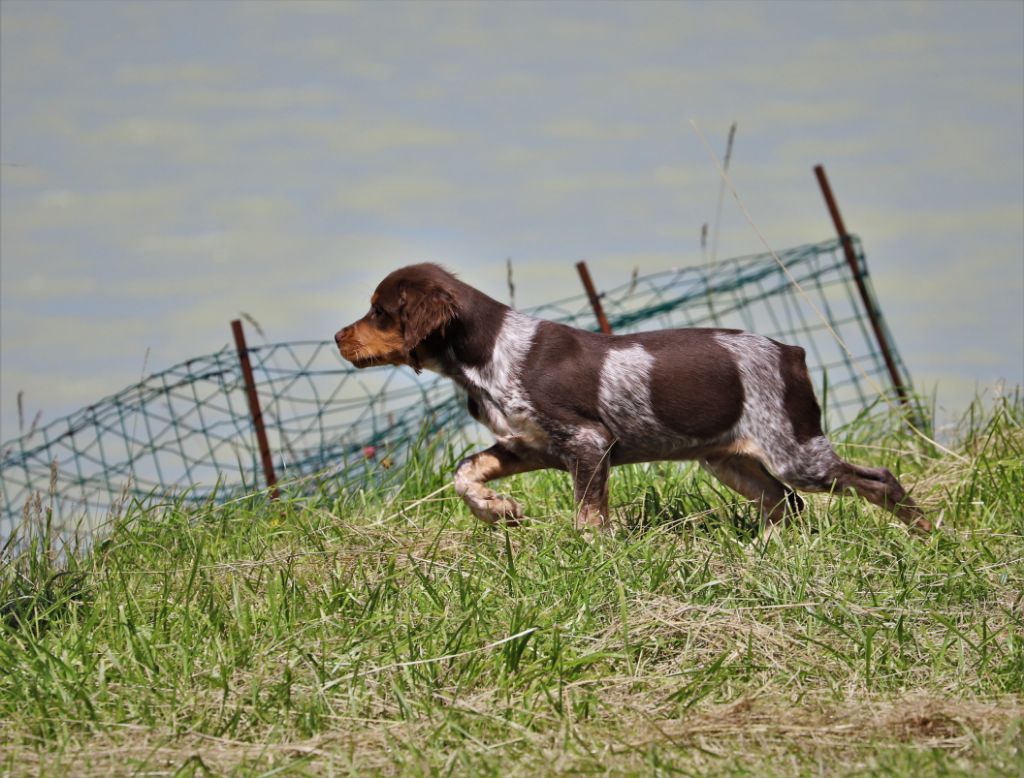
[
  {"left": 465, "top": 490, "right": 525, "bottom": 526},
  {"left": 490, "top": 494, "right": 525, "bottom": 526}
]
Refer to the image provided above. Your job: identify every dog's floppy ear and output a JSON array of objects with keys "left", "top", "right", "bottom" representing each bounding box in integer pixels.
[{"left": 399, "top": 279, "right": 457, "bottom": 368}]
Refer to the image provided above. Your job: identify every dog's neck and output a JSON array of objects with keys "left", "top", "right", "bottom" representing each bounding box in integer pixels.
[
  {"left": 418, "top": 294, "right": 543, "bottom": 443},
  {"left": 417, "top": 288, "right": 536, "bottom": 394}
]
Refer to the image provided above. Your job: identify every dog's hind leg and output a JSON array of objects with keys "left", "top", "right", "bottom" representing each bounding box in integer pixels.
[
  {"left": 828, "top": 460, "right": 931, "bottom": 532},
  {"left": 454, "top": 444, "right": 545, "bottom": 526},
  {"left": 701, "top": 454, "right": 803, "bottom": 533},
  {"left": 774, "top": 439, "right": 932, "bottom": 533}
]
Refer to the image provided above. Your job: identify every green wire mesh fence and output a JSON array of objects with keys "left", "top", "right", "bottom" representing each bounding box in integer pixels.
[{"left": 1, "top": 236, "right": 914, "bottom": 538}]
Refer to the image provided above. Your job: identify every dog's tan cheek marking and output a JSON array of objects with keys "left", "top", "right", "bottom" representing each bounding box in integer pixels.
[{"left": 354, "top": 321, "right": 405, "bottom": 361}]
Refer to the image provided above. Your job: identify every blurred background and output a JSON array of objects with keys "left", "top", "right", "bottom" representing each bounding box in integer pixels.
[{"left": 2, "top": 0, "right": 1021, "bottom": 441}]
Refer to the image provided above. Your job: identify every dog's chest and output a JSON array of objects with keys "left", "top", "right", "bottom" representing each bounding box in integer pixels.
[
  {"left": 465, "top": 385, "right": 547, "bottom": 447},
  {"left": 457, "top": 311, "right": 548, "bottom": 449}
]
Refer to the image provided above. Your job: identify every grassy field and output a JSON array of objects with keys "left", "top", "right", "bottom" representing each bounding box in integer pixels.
[{"left": 2, "top": 393, "right": 1022, "bottom": 776}]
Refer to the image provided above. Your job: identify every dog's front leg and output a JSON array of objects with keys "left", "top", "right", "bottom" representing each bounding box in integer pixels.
[
  {"left": 454, "top": 444, "right": 543, "bottom": 525},
  {"left": 568, "top": 430, "right": 613, "bottom": 531}
]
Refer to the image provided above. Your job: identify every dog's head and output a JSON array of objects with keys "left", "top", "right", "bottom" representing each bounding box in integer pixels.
[{"left": 336, "top": 263, "right": 459, "bottom": 371}]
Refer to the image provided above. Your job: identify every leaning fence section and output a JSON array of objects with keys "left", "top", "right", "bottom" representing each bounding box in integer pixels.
[{"left": 1, "top": 235, "right": 914, "bottom": 538}]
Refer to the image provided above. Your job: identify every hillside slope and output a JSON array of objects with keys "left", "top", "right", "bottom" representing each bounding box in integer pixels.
[{"left": 2, "top": 395, "right": 1022, "bottom": 776}]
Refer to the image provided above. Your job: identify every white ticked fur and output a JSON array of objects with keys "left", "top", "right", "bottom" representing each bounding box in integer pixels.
[
  {"left": 597, "top": 344, "right": 708, "bottom": 450},
  {"left": 598, "top": 345, "right": 659, "bottom": 443},
  {"left": 461, "top": 310, "right": 547, "bottom": 447},
  {"left": 714, "top": 332, "right": 837, "bottom": 484}
]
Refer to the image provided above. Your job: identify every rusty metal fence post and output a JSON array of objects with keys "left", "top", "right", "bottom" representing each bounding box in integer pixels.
[
  {"left": 231, "top": 319, "right": 280, "bottom": 499},
  {"left": 575, "top": 260, "right": 613, "bottom": 334},
  {"left": 813, "top": 164, "right": 913, "bottom": 413}
]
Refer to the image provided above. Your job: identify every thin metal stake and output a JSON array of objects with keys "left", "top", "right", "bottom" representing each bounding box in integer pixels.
[
  {"left": 813, "top": 164, "right": 912, "bottom": 410},
  {"left": 231, "top": 319, "right": 280, "bottom": 499},
  {"left": 575, "top": 261, "right": 613, "bottom": 334}
]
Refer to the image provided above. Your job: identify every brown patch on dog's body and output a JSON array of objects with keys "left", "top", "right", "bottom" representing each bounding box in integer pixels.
[{"left": 778, "top": 343, "right": 825, "bottom": 443}]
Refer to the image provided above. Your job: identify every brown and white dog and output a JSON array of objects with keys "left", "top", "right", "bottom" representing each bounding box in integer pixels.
[{"left": 336, "top": 263, "right": 930, "bottom": 534}]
